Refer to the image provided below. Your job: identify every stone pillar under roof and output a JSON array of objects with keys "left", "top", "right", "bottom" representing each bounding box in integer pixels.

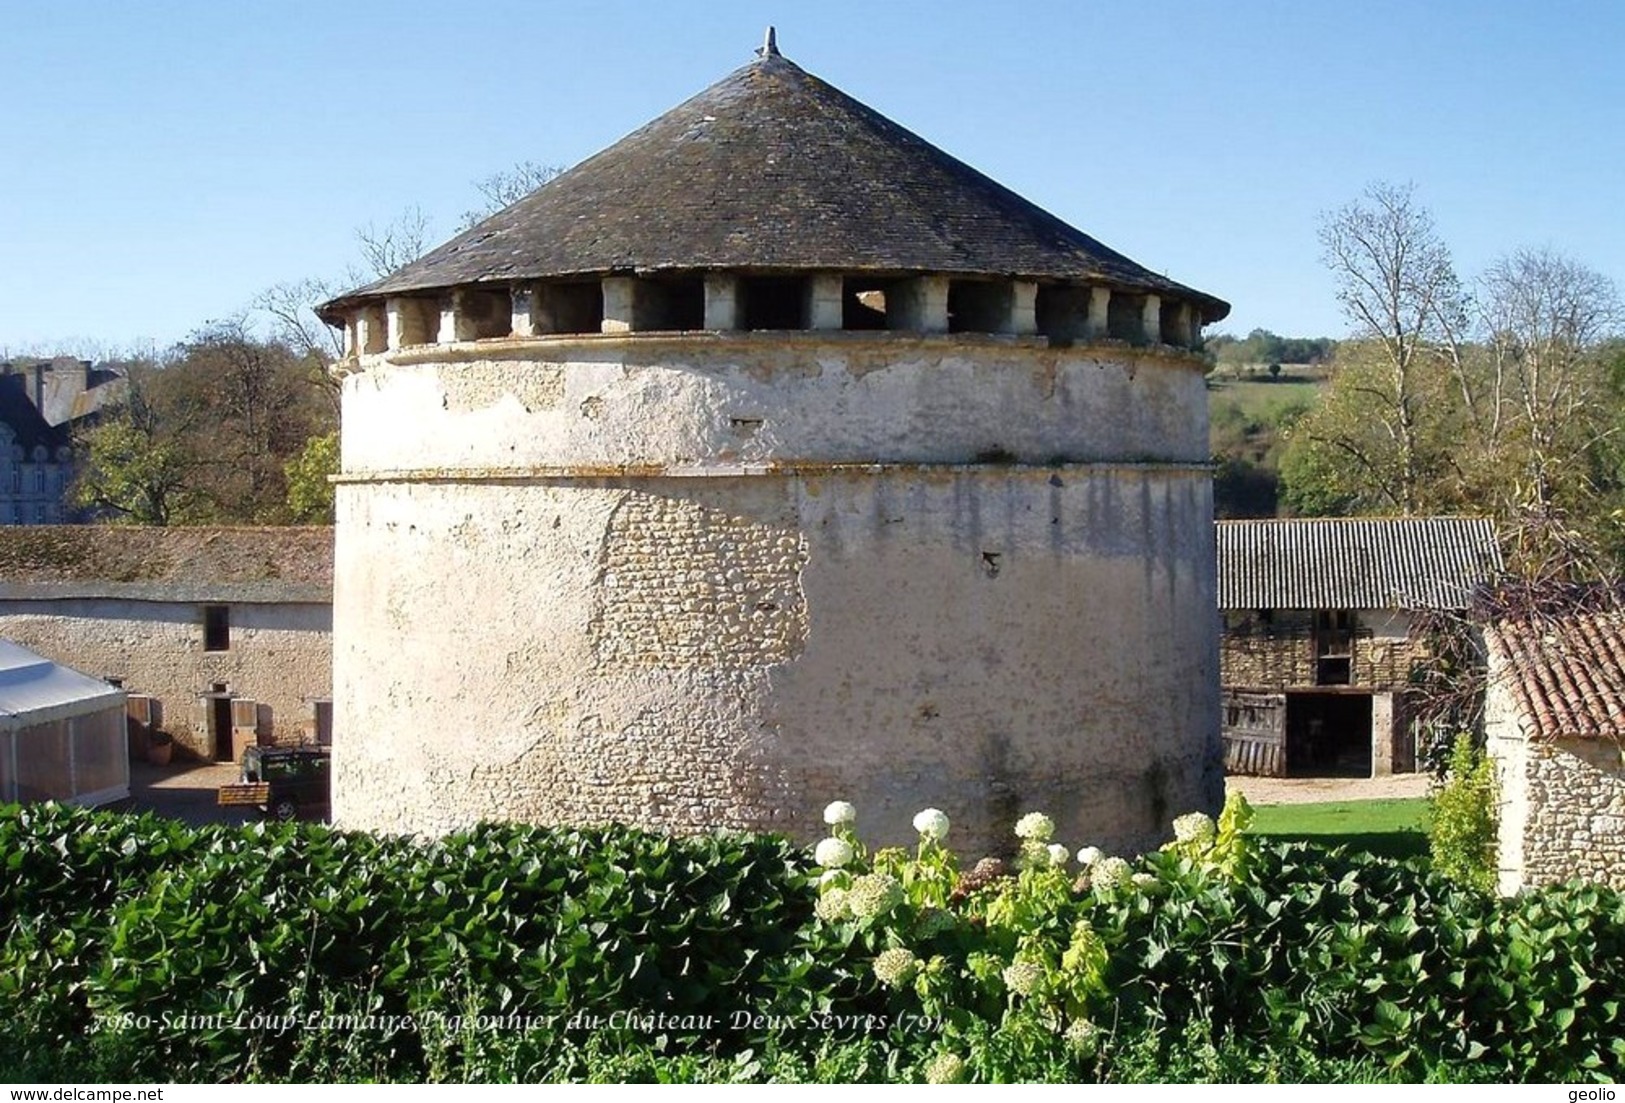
[
  {"left": 1141, "top": 294, "right": 1162, "bottom": 345},
  {"left": 601, "top": 277, "right": 638, "bottom": 333},
  {"left": 356, "top": 304, "right": 386, "bottom": 355},
  {"left": 387, "top": 297, "right": 434, "bottom": 349},
  {"left": 343, "top": 318, "right": 358, "bottom": 358},
  {"left": 1086, "top": 287, "right": 1111, "bottom": 340},
  {"left": 889, "top": 276, "right": 949, "bottom": 334},
  {"left": 1009, "top": 281, "right": 1038, "bottom": 336},
  {"left": 804, "top": 274, "right": 843, "bottom": 330},
  {"left": 704, "top": 274, "right": 741, "bottom": 330},
  {"left": 511, "top": 286, "right": 537, "bottom": 339}
]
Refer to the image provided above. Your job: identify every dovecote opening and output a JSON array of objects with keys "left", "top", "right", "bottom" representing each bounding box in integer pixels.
[
  {"left": 948, "top": 280, "right": 1011, "bottom": 334},
  {"left": 654, "top": 277, "right": 706, "bottom": 331},
  {"left": 842, "top": 280, "right": 893, "bottom": 330},
  {"left": 1035, "top": 284, "right": 1088, "bottom": 344},
  {"left": 459, "top": 288, "right": 513, "bottom": 340},
  {"left": 387, "top": 297, "right": 438, "bottom": 348},
  {"left": 741, "top": 277, "right": 808, "bottom": 330},
  {"left": 536, "top": 282, "right": 603, "bottom": 334},
  {"left": 1108, "top": 292, "right": 1148, "bottom": 343},
  {"left": 1161, "top": 299, "right": 1194, "bottom": 348}
]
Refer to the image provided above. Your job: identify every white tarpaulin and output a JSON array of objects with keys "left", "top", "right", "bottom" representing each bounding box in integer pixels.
[{"left": 0, "top": 639, "right": 128, "bottom": 806}]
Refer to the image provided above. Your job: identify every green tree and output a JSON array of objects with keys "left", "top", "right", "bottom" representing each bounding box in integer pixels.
[
  {"left": 72, "top": 364, "right": 205, "bottom": 525},
  {"left": 284, "top": 431, "right": 338, "bottom": 524},
  {"left": 74, "top": 326, "right": 336, "bottom": 525}
]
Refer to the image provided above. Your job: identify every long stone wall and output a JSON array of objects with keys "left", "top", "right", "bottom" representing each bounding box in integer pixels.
[{"left": 0, "top": 598, "right": 331, "bottom": 758}]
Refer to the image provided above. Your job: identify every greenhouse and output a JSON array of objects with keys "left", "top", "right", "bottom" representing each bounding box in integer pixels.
[{"left": 0, "top": 639, "right": 127, "bottom": 807}]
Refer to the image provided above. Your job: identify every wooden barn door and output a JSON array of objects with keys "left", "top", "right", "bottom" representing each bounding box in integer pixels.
[{"left": 1221, "top": 691, "right": 1287, "bottom": 776}]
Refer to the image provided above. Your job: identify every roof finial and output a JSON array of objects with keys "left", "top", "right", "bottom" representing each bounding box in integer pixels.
[{"left": 757, "top": 26, "right": 779, "bottom": 58}]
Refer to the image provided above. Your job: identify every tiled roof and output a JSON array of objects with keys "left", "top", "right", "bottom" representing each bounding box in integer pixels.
[
  {"left": 1486, "top": 610, "right": 1625, "bottom": 741},
  {"left": 0, "top": 526, "right": 332, "bottom": 603},
  {"left": 1217, "top": 517, "right": 1502, "bottom": 611},
  {"left": 321, "top": 49, "right": 1228, "bottom": 322}
]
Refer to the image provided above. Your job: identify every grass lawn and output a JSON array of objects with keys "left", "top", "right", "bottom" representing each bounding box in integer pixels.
[{"left": 1248, "top": 798, "right": 1431, "bottom": 862}]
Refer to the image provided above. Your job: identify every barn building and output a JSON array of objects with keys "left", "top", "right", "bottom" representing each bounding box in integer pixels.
[{"left": 319, "top": 34, "right": 1230, "bottom": 854}]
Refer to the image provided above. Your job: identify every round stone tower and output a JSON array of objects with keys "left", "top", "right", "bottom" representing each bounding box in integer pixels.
[{"left": 321, "top": 35, "right": 1230, "bottom": 855}]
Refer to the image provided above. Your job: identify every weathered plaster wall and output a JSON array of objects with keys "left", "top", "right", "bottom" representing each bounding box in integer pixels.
[
  {"left": 0, "top": 599, "right": 331, "bottom": 757},
  {"left": 334, "top": 468, "right": 1219, "bottom": 856},
  {"left": 341, "top": 333, "right": 1211, "bottom": 473},
  {"left": 334, "top": 333, "right": 1219, "bottom": 856},
  {"left": 1490, "top": 679, "right": 1625, "bottom": 893}
]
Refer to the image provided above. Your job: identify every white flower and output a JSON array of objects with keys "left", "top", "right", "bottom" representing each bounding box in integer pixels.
[
  {"left": 912, "top": 807, "right": 950, "bottom": 841},
  {"left": 847, "top": 873, "right": 904, "bottom": 919},
  {"left": 1075, "top": 846, "right": 1103, "bottom": 868},
  {"left": 1173, "top": 811, "right": 1217, "bottom": 846},
  {"left": 1047, "top": 843, "right": 1070, "bottom": 867},
  {"left": 1014, "top": 812, "right": 1055, "bottom": 842},
  {"left": 1131, "top": 872, "right": 1158, "bottom": 890},
  {"left": 823, "top": 800, "right": 857, "bottom": 826},
  {"left": 1001, "top": 960, "right": 1046, "bottom": 997},
  {"left": 1092, "top": 856, "right": 1132, "bottom": 891},
  {"left": 815, "top": 836, "right": 854, "bottom": 869},
  {"left": 872, "top": 947, "right": 919, "bottom": 988},
  {"left": 924, "top": 1052, "right": 967, "bottom": 1084},
  {"left": 814, "top": 888, "right": 851, "bottom": 923},
  {"left": 1064, "top": 1018, "right": 1100, "bottom": 1054},
  {"left": 818, "top": 869, "right": 845, "bottom": 887}
]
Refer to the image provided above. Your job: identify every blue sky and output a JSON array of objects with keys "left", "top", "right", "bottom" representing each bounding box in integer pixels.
[{"left": 4, "top": 1, "right": 1622, "bottom": 354}]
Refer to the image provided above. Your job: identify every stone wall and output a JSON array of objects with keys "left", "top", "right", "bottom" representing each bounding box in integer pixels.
[
  {"left": 1491, "top": 675, "right": 1625, "bottom": 893},
  {"left": 0, "top": 599, "right": 331, "bottom": 758},
  {"left": 1220, "top": 609, "right": 1423, "bottom": 689}
]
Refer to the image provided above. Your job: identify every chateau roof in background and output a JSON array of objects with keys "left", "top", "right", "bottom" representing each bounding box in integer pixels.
[
  {"left": 321, "top": 43, "right": 1228, "bottom": 322},
  {"left": 0, "top": 526, "right": 332, "bottom": 604},
  {"left": 1217, "top": 517, "right": 1503, "bottom": 611},
  {"left": 1486, "top": 608, "right": 1625, "bottom": 741}
]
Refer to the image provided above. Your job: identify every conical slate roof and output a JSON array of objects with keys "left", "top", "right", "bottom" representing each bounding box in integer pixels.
[{"left": 322, "top": 43, "right": 1228, "bottom": 322}]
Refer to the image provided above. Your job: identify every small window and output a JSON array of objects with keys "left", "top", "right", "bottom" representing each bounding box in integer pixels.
[{"left": 203, "top": 605, "right": 230, "bottom": 652}]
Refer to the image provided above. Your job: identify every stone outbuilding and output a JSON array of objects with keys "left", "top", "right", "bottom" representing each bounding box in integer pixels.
[
  {"left": 1219, "top": 517, "right": 1502, "bottom": 777},
  {"left": 1484, "top": 598, "right": 1625, "bottom": 894},
  {"left": 0, "top": 526, "right": 332, "bottom": 760},
  {"left": 319, "top": 35, "right": 1230, "bottom": 854}
]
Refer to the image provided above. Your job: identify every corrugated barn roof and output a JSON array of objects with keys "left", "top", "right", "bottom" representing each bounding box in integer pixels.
[
  {"left": 1217, "top": 517, "right": 1502, "bottom": 611},
  {"left": 1487, "top": 610, "right": 1625, "bottom": 741}
]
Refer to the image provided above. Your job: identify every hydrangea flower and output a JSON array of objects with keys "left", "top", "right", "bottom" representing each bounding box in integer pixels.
[
  {"left": 1173, "top": 811, "right": 1217, "bottom": 845},
  {"left": 1092, "top": 856, "right": 1132, "bottom": 891},
  {"left": 814, "top": 836, "right": 854, "bottom": 869},
  {"left": 1064, "top": 1018, "right": 1100, "bottom": 1054},
  {"left": 913, "top": 907, "right": 956, "bottom": 938},
  {"left": 924, "top": 1052, "right": 967, "bottom": 1085},
  {"left": 847, "top": 872, "right": 904, "bottom": 919},
  {"left": 1014, "top": 812, "right": 1054, "bottom": 842},
  {"left": 814, "top": 888, "right": 851, "bottom": 923},
  {"left": 872, "top": 947, "right": 920, "bottom": 988},
  {"left": 1001, "top": 959, "right": 1045, "bottom": 997},
  {"left": 912, "top": 807, "right": 950, "bottom": 841},
  {"left": 823, "top": 800, "right": 857, "bottom": 827},
  {"left": 1047, "top": 843, "right": 1070, "bottom": 867},
  {"left": 1075, "top": 846, "right": 1103, "bottom": 867}
]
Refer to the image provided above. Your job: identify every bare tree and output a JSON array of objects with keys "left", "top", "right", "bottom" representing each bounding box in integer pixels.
[
  {"left": 459, "top": 161, "right": 563, "bottom": 230},
  {"left": 1317, "top": 182, "right": 1468, "bottom": 514},
  {"left": 356, "top": 205, "right": 433, "bottom": 282},
  {"left": 1478, "top": 248, "right": 1623, "bottom": 520}
]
